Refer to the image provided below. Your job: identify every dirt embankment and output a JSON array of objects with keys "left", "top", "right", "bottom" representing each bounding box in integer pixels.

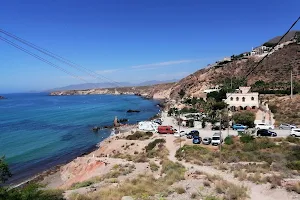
[{"left": 267, "top": 94, "right": 300, "bottom": 125}]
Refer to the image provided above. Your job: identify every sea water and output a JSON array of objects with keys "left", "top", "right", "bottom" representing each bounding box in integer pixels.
[{"left": 0, "top": 93, "right": 160, "bottom": 184}]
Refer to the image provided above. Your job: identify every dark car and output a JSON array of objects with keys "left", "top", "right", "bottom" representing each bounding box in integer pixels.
[
  {"left": 153, "top": 119, "right": 162, "bottom": 125},
  {"left": 186, "top": 130, "right": 199, "bottom": 139},
  {"left": 193, "top": 136, "right": 202, "bottom": 144},
  {"left": 211, "top": 124, "right": 226, "bottom": 130},
  {"left": 257, "top": 129, "right": 277, "bottom": 137},
  {"left": 202, "top": 137, "right": 212, "bottom": 145}
]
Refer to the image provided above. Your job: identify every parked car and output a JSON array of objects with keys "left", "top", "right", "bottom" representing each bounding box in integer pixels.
[
  {"left": 211, "top": 133, "right": 223, "bottom": 146},
  {"left": 257, "top": 129, "right": 277, "bottom": 137},
  {"left": 174, "top": 130, "right": 186, "bottom": 137},
  {"left": 153, "top": 119, "right": 162, "bottom": 125},
  {"left": 279, "top": 123, "right": 297, "bottom": 130},
  {"left": 290, "top": 128, "right": 300, "bottom": 137},
  {"left": 157, "top": 126, "right": 175, "bottom": 134},
  {"left": 211, "top": 124, "right": 226, "bottom": 130},
  {"left": 186, "top": 130, "right": 199, "bottom": 139},
  {"left": 255, "top": 123, "right": 274, "bottom": 130},
  {"left": 202, "top": 137, "right": 212, "bottom": 145},
  {"left": 232, "top": 124, "right": 248, "bottom": 130},
  {"left": 192, "top": 136, "right": 202, "bottom": 144}
]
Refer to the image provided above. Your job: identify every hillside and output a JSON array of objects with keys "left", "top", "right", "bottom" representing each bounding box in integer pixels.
[
  {"left": 169, "top": 43, "right": 300, "bottom": 99},
  {"left": 266, "top": 30, "right": 299, "bottom": 44}
]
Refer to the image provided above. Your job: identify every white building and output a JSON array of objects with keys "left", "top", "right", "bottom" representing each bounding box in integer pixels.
[
  {"left": 224, "top": 87, "right": 259, "bottom": 111},
  {"left": 204, "top": 85, "right": 221, "bottom": 94}
]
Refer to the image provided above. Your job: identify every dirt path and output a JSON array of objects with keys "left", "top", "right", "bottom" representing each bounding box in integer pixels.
[{"left": 164, "top": 135, "right": 297, "bottom": 200}]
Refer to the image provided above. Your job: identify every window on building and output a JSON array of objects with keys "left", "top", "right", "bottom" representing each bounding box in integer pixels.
[
  {"left": 230, "top": 97, "right": 233, "bottom": 101},
  {"left": 236, "top": 97, "right": 239, "bottom": 101},
  {"left": 242, "top": 97, "right": 245, "bottom": 102},
  {"left": 251, "top": 97, "right": 254, "bottom": 101}
]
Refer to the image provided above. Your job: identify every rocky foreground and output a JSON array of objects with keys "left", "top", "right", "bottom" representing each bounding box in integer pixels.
[{"left": 39, "top": 112, "right": 300, "bottom": 200}]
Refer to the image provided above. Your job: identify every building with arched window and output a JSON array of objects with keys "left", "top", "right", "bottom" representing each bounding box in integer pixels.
[{"left": 224, "top": 87, "right": 259, "bottom": 111}]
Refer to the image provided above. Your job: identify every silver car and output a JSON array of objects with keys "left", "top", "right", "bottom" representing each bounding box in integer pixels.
[
  {"left": 202, "top": 137, "right": 212, "bottom": 145},
  {"left": 279, "top": 123, "right": 297, "bottom": 130}
]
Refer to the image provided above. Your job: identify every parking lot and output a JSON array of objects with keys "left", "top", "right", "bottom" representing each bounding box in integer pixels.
[{"left": 160, "top": 112, "right": 292, "bottom": 138}]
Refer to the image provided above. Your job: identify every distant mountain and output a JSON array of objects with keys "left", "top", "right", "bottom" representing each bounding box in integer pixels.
[
  {"left": 47, "top": 80, "right": 178, "bottom": 92},
  {"left": 137, "top": 79, "right": 178, "bottom": 86}
]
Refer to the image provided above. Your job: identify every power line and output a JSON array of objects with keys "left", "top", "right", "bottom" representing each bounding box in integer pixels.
[
  {"left": 0, "top": 36, "right": 89, "bottom": 84},
  {"left": 226, "top": 16, "right": 300, "bottom": 100},
  {"left": 0, "top": 28, "right": 127, "bottom": 89},
  {"left": 0, "top": 29, "right": 143, "bottom": 105}
]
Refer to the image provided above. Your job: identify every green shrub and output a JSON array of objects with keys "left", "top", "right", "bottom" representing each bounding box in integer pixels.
[
  {"left": 232, "top": 111, "right": 255, "bottom": 128},
  {"left": 145, "top": 139, "right": 166, "bottom": 152},
  {"left": 240, "top": 134, "right": 255, "bottom": 143},
  {"left": 149, "top": 162, "right": 159, "bottom": 171},
  {"left": 224, "top": 136, "right": 234, "bottom": 145},
  {"left": 125, "top": 131, "right": 153, "bottom": 140},
  {"left": 71, "top": 180, "right": 95, "bottom": 189},
  {"left": 286, "top": 136, "right": 300, "bottom": 144},
  {"left": 287, "top": 161, "right": 300, "bottom": 170}
]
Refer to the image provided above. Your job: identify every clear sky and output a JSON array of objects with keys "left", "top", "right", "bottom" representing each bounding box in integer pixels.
[{"left": 0, "top": 0, "right": 299, "bottom": 93}]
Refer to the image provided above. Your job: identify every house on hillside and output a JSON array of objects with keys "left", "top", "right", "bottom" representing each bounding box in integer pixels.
[
  {"left": 250, "top": 46, "right": 271, "bottom": 56},
  {"left": 224, "top": 87, "right": 259, "bottom": 111}
]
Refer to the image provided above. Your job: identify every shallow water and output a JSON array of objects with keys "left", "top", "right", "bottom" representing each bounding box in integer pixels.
[{"left": 0, "top": 93, "right": 159, "bottom": 184}]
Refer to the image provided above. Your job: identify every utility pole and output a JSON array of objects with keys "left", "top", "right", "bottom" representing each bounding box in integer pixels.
[
  {"left": 178, "top": 111, "right": 181, "bottom": 149},
  {"left": 227, "top": 109, "right": 230, "bottom": 137},
  {"left": 219, "top": 111, "right": 222, "bottom": 164},
  {"left": 291, "top": 66, "right": 293, "bottom": 99}
]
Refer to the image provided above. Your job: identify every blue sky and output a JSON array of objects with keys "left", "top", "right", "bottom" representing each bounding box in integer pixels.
[{"left": 0, "top": 0, "right": 299, "bottom": 93}]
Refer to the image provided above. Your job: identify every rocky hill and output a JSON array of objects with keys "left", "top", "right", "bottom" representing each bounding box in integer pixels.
[
  {"left": 266, "top": 30, "right": 299, "bottom": 44},
  {"left": 50, "top": 82, "right": 176, "bottom": 100},
  {"left": 51, "top": 42, "right": 300, "bottom": 101},
  {"left": 169, "top": 43, "right": 300, "bottom": 99}
]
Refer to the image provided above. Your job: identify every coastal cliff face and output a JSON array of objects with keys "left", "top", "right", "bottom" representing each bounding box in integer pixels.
[{"left": 50, "top": 82, "right": 176, "bottom": 99}]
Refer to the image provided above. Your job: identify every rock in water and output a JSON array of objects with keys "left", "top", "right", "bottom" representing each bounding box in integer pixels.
[
  {"left": 92, "top": 127, "right": 100, "bottom": 132},
  {"left": 114, "top": 116, "right": 120, "bottom": 127},
  {"left": 118, "top": 118, "right": 128, "bottom": 123},
  {"left": 127, "top": 109, "right": 140, "bottom": 113},
  {"left": 0, "top": 96, "right": 6, "bottom": 99}
]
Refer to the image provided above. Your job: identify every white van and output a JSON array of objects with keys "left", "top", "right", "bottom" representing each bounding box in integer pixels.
[
  {"left": 255, "top": 123, "right": 274, "bottom": 130},
  {"left": 211, "top": 133, "right": 223, "bottom": 146}
]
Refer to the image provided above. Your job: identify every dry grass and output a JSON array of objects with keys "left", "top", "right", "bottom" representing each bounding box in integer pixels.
[
  {"left": 215, "top": 180, "right": 248, "bottom": 200},
  {"left": 149, "top": 161, "right": 159, "bottom": 171},
  {"left": 70, "top": 164, "right": 135, "bottom": 189},
  {"left": 264, "top": 174, "right": 282, "bottom": 187},
  {"left": 174, "top": 186, "right": 186, "bottom": 194},
  {"left": 203, "top": 180, "right": 211, "bottom": 187},
  {"left": 247, "top": 172, "right": 266, "bottom": 184},
  {"left": 190, "top": 192, "right": 198, "bottom": 199},
  {"left": 70, "top": 160, "right": 186, "bottom": 200}
]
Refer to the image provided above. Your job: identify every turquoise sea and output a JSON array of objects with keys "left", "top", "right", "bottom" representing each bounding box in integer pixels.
[{"left": 0, "top": 93, "right": 160, "bottom": 184}]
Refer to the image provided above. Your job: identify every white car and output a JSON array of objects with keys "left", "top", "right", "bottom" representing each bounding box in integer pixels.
[
  {"left": 255, "top": 123, "right": 274, "bottom": 130},
  {"left": 174, "top": 130, "right": 186, "bottom": 137},
  {"left": 290, "top": 128, "right": 300, "bottom": 137}
]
